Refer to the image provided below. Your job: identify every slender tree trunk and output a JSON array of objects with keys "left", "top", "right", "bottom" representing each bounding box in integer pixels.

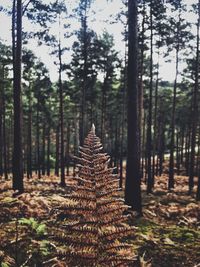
[
  {"left": 58, "top": 17, "right": 65, "bottom": 186},
  {"left": 125, "top": 0, "right": 142, "bottom": 215},
  {"left": 42, "top": 123, "right": 46, "bottom": 176},
  {"left": 197, "top": 127, "right": 200, "bottom": 201},
  {"left": 119, "top": 74, "right": 126, "bottom": 189},
  {"left": 138, "top": 1, "right": 145, "bottom": 179},
  {"left": 27, "top": 89, "right": 32, "bottom": 178},
  {"left": 0, "top": 89, "right": 2, "bottom": 177},
  {"left": 36, "top": 100, "right": 41, "bottom": 179},
  {"left": 168, "top": 47, "right": 179, "bottom": 190},
  {"left": 152, "top": 50, "right": 160, "bottom": 180},
  {"left": 190, "top": 0, "right": 199, "bottom": 194},
  {"left": 12, "top": 0, "right": 24, "bottom": 192},
  {"left": 196, "top": 127, "right": 200, "bottom": 175},
  {"left": 180, "top": 126, "right": 185, "bottom": 165},
  {"left": 158, "top": 113, "right": 165, "bottom": 176},
  {"left": 66, "top": 122, "right": 70, "bottom": 176},
  {"left": 176, "top": 130, "right": 180, "bottom": 175},
  {"left": 185, "top": 128, "right": 191, "bottom": 176},
  {"left": 35, "top": 137, "right": 37, "bottom": 175},
  {"left": 197, "top": 174, "right": 200, "bottom": 200},
  {"left": 80, "top": 1, "right": 88, "bottom": 145},
  {"left": 141, "top": 112, "right": 146, "bottom": 179},
  {"left": 12, "top": 0, "right": 16, "bottom": 69},
  {"left": 47, "top": 127, "right": 50, "bottom": 176},
  {"left": 101, "top": 75, "right": 108, "bottom": 144},
  {"left": 55, "top": 125, "right": 59, "bottom": 177},
  {"left": 2, "top": 85, "right": 8, "bottom": 180},
  {"left": 8, "top": 113, "right": 12, "bottom": 175},
  {"left": 114, "top": 119, "right": 119, "bottom": 169},
  {"left": 147, "top": 1, "right": 153, "bottom": 193}
]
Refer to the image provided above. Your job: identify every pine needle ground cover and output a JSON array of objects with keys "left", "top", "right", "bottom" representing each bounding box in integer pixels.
[{"left": 0, "top": 129, "right": 200, "bottom": 266}]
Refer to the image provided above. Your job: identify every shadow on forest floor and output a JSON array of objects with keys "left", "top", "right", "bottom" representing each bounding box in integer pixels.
[{"left": 131, "top": 175, "right": 200, "bottom": 267}]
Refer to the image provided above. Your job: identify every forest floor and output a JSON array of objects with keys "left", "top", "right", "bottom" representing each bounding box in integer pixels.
[{"left": 0, "top": 174, "right": 200, "bottom": 267}]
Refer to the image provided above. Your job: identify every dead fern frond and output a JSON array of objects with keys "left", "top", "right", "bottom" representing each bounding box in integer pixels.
[{"left": 55, "top": 125, "right": 136, "bottom": 266}]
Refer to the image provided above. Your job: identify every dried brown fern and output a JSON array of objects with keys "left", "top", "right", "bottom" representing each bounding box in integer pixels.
[{"left": 55, "top": 125, "right": 136, "bottom": 266}]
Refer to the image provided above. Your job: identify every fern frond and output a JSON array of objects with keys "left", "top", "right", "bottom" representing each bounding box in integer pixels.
[{"left": 54, "top": 126, "right": 136, "bottom": 266}]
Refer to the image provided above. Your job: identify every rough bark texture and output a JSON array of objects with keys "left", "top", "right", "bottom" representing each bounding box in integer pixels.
[
  {"left": 27, "top": 88, "right": 32, "bottom": 178},
  {"left": 58, "top": 21, "right": 65, "bottom": 186},
  {"left": 190, "top": 0, "right": 200, "bottom": 194},
  {"left": 147, "top": 0, "right": 153, "bottom": 193},
  {"left": 125, "top": 0, "right": 142, "bottom": 214},
  {"left": 12, "top": 0, "right": 24, "bottom": 192}
]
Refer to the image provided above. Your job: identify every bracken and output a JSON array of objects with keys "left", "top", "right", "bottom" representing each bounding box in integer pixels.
[{"left": 56, "top": 125, "right": 136, "bottom": 267}]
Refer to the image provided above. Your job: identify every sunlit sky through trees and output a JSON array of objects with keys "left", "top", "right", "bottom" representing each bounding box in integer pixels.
[{"left": 0, "top": 0, "right": 197, "bottom": 82}]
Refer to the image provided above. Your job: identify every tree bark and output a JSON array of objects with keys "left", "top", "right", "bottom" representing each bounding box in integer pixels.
[
  {"left": 0, "top": 69, "right": 3, "bottom": 177},
  {"left": 168, "top": 47, "right": 179, "bottom": 190},
  {"left": 58, "top": 15, "right": 65, "bottom": 187},
  {"left": 12, "top": 0, "right": 24, "bottom": 192},
  {"left": 138, "top": 1, "right": 145, "bottom": 179},
  {"left": 47, "top": 127, "right": 50, "bottom": 176},
  {"left": 2, "top": 81, "right": 8, "bottom": 180},
  {"left": 42, "top": 123, "right": 46, "bottom": 176},
  {"left": 190, "top": 0, "right": 200, "bottom": 194},
  {"left": 36, "top": 98, "right": 41, "bottom": 179},
  {"left": 55, "top": 125, "right": 59, "bottom": 177},
  {"left": 27, "top": 87, "right": 32, "bottom": 178},
  {"left": 80, "top": 0, "right": 88, "bottom": 145},
  {"left": 125, "top": 0, "right": 142, "bottom": 215},
  {"left": 152, "top": 49, "right": 160, "bottom": 180},
  {"left": 66, "top": 122, "right": 70, "bottom": 176},
  {"left": 147, "top": 0, "right": 153, "bottom": 193}
]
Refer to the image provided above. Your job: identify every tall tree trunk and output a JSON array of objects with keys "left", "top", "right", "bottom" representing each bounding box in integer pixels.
[
  {"left": 80, "top": 0, "right": 88, "bottom": 145},
  {"left": 119, "top": 71, "right": 126, "bottom": 189},
  {"left": 0, "top": 68, "right": 3, "bottom": 177},
  {"left": 27, "top": 88, "right": 32, "bottom": 178},
  {"left": 2, "top": 84, "right": 8, "bottom": 180},
  {"left": 66, "top": 122, "right": 70, "bottom": 176},
  {"left": 47, "top": 127, "right": 50, "bottom": 176},
  {"left": 197, "top": 173, "right": 200, "bottom": 200},
  {"left": 125, "top": 0, "right": 142, "bottom": 215},
  {"left": 7, "top": 113, "right": 12, "bottom": 175},
  {"left": 147, "top": 1, "right": 153, "bottom": 193},
  {"left": 185, "top": 128, "right": 191, "bottom": 176},
  {"left": 138, "top": 1, "right": 145, "bottom": 179},
  {"left": 55, "top": 125, "right": 59, "bottom": 177},
  {"left": 114, "top": 119, "right": 119, "bottom": 169},
  {"left": 36, "top": 99, "right": 41, "bottom": 179},
  {"left": 141, "top": 112, "right": 146, "bottom": 179},
  {"left": 168, "top": 47, "right": 179, "bottom": 190},
  {"left": 190, "top": 0, "right": 199, "bottom": 194},
  {"left": 152, "top": 49, "right": 160, "bottom": 180},
  {"left": 158, "top": 112, "right": 165, "bottom": 176},
  {"left": 180, "top": 126, "right": 185, "bottom": 165},
  {"left": 42, "top": 123, "right": 46, "bottom": 176},
  {"left": 196, "top": 127, "right": 200, "bottom": 175},
  {"left": 12, "top": 0, "right": 24, "bottom": 192},
  {"left": 101, "top": 75, "right": 108, "bottom": 144},
  {"left": 176, "top": 130, "right": 180, "bottom": 175},
  {"left": 58, "top": 16, "right": 65, "bottom": 187}
]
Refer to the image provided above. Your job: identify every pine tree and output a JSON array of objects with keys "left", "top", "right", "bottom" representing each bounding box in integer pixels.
[
  {"left": 125, "top": 0, "right": 142, "bottom": 214},
  {"left": 53, "top": 125, "right": 135, "bottom": 266},
  {"left": 12, "top": 0, "right": 24, "bottom": 193},
  {"left": 190, "top": 0, "right": 200, "bottom": 194}
]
